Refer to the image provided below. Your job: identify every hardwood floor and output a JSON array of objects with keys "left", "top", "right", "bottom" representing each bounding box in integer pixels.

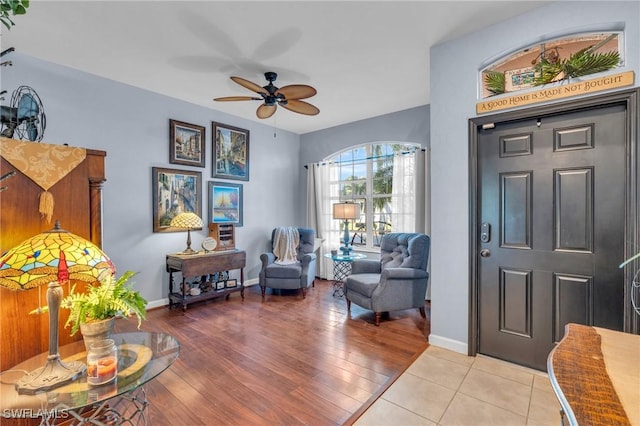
[{"left": 115, "top": 279, "right": 429, "bottom": 425}]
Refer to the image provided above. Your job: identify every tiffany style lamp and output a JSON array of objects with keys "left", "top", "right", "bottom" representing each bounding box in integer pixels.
[
  {"left": 0, "top": 221, "right": 115, "bottom": 394},
  {"left": 170, "top": 212, "right": 203, "bottom": 254}
]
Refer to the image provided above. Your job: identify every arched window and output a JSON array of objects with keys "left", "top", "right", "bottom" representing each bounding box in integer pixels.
[{"left": 323, "top": 142, "right": 422, "bottom": 250}]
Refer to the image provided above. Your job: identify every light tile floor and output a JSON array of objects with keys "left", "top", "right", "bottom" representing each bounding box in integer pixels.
[{"left": 354, "top": 346, "right": 561, "bottom": 426}]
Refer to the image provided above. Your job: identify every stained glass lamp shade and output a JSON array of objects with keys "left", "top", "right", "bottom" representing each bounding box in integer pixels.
[
  {"left": 0, "top": 221, "right": 115, "bottom": 394},
  {"left": 170, "top": 212, "right": 203, "bottom": 254}
]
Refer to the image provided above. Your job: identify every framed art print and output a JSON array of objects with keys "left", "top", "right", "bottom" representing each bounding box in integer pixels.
[
  {"left": 212, "top": 122, "right": 249, "bottom": 181},
  {"left": 208, "top": 181, "right": 243, "bottom": 227},
  {"left": 152, "top": 167, "right": 202, "bottom": 232},
  {"left": 169, "top": 119, "right": 206, "bottom": 168}
]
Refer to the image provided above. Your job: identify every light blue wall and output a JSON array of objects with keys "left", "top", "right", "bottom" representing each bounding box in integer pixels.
[
  {"left": 2, "top": 53, "right": 302, "bottom": 307},
  {"left": 300, "top": 105, "right": 430, "bottom": 165},
  {"left": 429, "top": 1, "right": 640, "bottom": 353}
]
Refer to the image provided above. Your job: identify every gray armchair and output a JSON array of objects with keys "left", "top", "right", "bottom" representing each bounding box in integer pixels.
[
  {"left": 259, "top": 227, "right": 317, "bottom": 300},
  {"left": 345, "top": 233, "right": 430, "bottom": 326}
]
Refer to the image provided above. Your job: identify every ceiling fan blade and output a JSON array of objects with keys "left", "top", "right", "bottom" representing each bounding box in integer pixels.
[
  {"left": 280, "top": 99, "right": 320, "bottom": 116},
  {"left": 230, "top": 76, "right": 268, "bottom": 95},
  {"left": 275, "top": 84, "right": 317, "bottom": 100},
  {"left": 256, "top": 104, "right": 277, "bottom": 119},
  {"left": 214, "top": 96, "right": 262, "bottom": 102}
]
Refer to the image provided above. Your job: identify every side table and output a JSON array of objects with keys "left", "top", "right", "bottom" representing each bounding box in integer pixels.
[
  {"left": 324, "top": 253, "right": 366, "bottom": 297},
  {"left": 0, "top": 332, "right": 180, "bottom": 425},
  {"left": 166, "top": 249, "right": 246, "bottom": 312}
]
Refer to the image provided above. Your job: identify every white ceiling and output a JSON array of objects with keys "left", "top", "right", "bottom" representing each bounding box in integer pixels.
[{"left": 1, "top": 1, "right": 548, "bottom": 135}]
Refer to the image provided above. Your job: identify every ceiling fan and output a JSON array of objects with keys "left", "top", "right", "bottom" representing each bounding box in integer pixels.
[{"left": 214, "top": 72, "right": 319, "bottom": 119}]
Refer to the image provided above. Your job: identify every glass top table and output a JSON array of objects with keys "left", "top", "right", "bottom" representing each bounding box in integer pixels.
[
  {"left": 324, "top": 253, "right": 367, "bottom": 262},
  {"left": 0, "top": 332, "right": 180, "bottom": 423}
]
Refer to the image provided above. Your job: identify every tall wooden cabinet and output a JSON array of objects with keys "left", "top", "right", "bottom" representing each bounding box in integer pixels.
[{"left": 0, "top": 137, "right": 106, "bottom": 371}]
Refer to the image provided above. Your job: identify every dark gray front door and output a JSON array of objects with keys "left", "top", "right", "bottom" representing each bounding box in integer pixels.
[{"left": 477, "top": 103, "right": 626, "bottom": 370}]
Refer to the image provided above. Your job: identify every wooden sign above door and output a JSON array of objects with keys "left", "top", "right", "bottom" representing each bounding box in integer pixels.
[{"left": 476, "top": 71, "right": 634, "bottom": 114}]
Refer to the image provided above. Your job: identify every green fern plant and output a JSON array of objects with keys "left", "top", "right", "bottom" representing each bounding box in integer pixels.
[
  {"left": 0, "top": 0, "right": 29, "bottom": 30},
  {"left": 483, "top": 70, "right": 505, "bottom": 95},
  {"left": 61, "top": 270, "right": 147, "bottom": 336},
  {"left": 533, "top": 48, "right": 620, "bottom": 86}
]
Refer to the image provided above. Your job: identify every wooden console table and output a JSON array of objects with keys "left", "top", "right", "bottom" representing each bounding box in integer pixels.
[
  {"left": 166, "top": 249, "right": 246, "bottom": 312},
  {"left": 548, "top": 323, "right": 640, "bottom": 425}
]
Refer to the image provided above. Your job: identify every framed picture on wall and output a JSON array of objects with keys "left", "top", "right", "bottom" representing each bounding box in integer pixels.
[
  {"left": 169, "top": 119, "right": 206, "bottom": 168},
  {"left": 152, "top": 167, "right": 202, "bottom": 232},
  {"left": 212, "top": 122, "right": 249, "bottom": 181},
  {"left": 207, "top": 181, "right": 243, "bottom": 227}
]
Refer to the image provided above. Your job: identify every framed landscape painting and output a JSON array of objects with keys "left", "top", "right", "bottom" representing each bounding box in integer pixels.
[
  {"left": 169, "top": 119, "right": 205, "bottom": 168},
  {"left": 208, "top": 181, "right": 243, "bottom": 227},
  {"left": 152, "top": 167, "right": 202, "bottom": 232},
  {"left": 212, "top": 122, "right": 249, "bottom": 181}
]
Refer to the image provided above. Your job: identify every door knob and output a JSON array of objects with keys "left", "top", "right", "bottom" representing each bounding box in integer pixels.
[{"left": 480, "top": 249, "right": 491, "bottom": 257}]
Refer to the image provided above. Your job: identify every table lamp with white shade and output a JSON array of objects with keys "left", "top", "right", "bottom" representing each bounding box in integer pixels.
[{"left": 333, "top": 202, "right": 360, "bottom": 256}]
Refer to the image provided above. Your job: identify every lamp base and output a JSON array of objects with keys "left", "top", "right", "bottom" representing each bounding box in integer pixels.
[
  {"left": 181, "top": 229, "right": 198, "bottom": 254},
  {"left": 16, "top": 357, "right": 86, "bottom": 395},
  {"left": 340, "top": 220, "right": 353, "bottom": 256},
  {"left": 340, "top": 245, "right": 352, "bottom": 256}
]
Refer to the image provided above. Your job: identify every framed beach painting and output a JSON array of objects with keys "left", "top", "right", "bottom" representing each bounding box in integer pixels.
[
  {"left": 208, "top": 181, "right": 243, "bottom": 227},
  {"left": 212, "top": 122, "right": 249, "bottom": 181}
]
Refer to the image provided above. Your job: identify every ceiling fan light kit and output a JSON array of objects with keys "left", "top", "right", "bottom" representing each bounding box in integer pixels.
[{"left": 214, "top": 72, "right": 319, "bottom": 119}]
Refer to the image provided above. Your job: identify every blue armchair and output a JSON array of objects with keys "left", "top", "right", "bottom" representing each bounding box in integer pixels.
[
  {"left": 259, "top": 227, "right": 317, "bottom": 300},
  {"left": 345, "top": 233, "right": 430, "bottom": 326}
]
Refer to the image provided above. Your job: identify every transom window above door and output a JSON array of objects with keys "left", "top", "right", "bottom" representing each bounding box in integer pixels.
[{"left": 480, "top": 31, "right": 623, "bottom": 99}]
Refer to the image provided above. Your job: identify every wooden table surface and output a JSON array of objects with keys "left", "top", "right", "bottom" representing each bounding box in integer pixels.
[{"left": 547, "top": 323, "right": 640, "bottom": 425}]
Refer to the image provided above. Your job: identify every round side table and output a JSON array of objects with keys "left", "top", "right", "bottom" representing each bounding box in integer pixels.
[{"left": 324, "top": 253, "right": 366, "bottom": 297}]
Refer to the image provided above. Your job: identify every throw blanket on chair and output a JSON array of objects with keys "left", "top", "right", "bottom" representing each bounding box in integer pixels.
[{"left": 273, "top": 227, "right": 300, "bottom": 265}]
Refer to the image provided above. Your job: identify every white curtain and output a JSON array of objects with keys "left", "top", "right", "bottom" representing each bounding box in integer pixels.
[
  {"left": 391, "top": 149, "right": 427, "bottom": 233},
  {"left": 306, "top": 163, "right": 336, "bottom": 278},
  {"left": 391, "top": 149, "right": 431, "bottom": 300}
]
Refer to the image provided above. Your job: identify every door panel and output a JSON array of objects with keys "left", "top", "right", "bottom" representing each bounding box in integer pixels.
[
  {"left": 500, "top": 267, "right": 532, "bottom": 337},
  {"left": 554, "top": 168, "right": 593, "bottom": 252},
  {"left": 478, "top": 104, "right": 625, "bottom": 370},
  {"left": 553, "top": 273, "right": 593, "bottom": 342},
  {"left": 501, "top": 172, "right": 532, "bottom": 248}
]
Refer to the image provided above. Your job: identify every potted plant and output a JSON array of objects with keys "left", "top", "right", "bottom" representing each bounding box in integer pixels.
[
  {"left": 61, "top": 270, "right": 147, "bottom": 350},
  {"left": 0, "top": 0, "right": 29, "bottom": 30}
]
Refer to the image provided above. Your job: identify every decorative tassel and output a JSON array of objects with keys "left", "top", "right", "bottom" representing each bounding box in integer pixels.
[{"left": 39, "top": 190, "right": 54, "bottom": 223}]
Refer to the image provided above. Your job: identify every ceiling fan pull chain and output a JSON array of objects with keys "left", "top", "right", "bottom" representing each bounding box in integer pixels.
[{"left": 273, "top": 115, "right": 277, "bottom": 138}]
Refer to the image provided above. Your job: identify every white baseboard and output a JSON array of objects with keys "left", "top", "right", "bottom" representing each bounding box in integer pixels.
[
  {"left": 428, "top": 333, "right": 468, "bottom": 355},
  {"left": 147, "top": 298, "right": 169, "bottom": 309}
]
